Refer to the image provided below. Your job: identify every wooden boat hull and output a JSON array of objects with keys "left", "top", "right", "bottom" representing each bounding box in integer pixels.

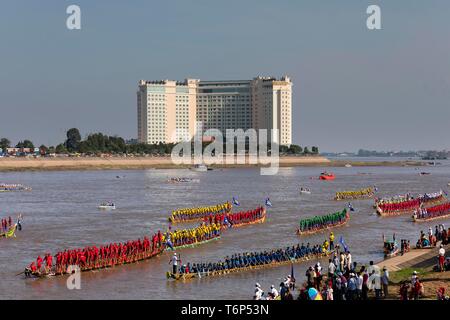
[
  {"left": 166, "top": 251, "right": 333, "bottom": 281},
  {"left": 226, "top": 214, "right": 266, "bottom": 229},
  {"left": 384, "top": 247, "right": 400, "bottom": 258},
  {"left": 172, "top": 236, "right": 220, "bottom": 249},
  {"left": 0, "top": 224, "right": 17, "bottom": 238},
  {"left": 413, "top": 211, "right": 450, "bottom": 223},
  {"left": 297, "top": 213, "right": 349, "bottom": 236},
  {"left": 377, "top": 195, "right": 447, "bottom": 217},
  {"left": 169, "top": 205, "right": 232, "bottom": 224},
  {"left": 98, "top": 206, "right": 115, "bottom": 210},
  {"left": 27, "top": 248, "right": 165, "bottom": 278}
]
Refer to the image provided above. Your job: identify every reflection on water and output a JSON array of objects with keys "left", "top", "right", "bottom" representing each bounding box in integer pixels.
[{"left": 0, "top": 162, "right": 449, "bottom": 299}]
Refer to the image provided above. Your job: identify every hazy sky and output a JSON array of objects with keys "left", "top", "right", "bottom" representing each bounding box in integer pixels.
[{"left": 0, "top": 1, "right": 449, "bottom": 152}]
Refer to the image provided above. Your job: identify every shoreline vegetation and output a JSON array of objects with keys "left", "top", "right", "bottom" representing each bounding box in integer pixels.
[{"left": 0, "top": 156, "right": 426, "bottom": 172}]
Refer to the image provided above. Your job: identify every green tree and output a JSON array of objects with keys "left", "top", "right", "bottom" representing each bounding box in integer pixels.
[
  {"left": 48, "top": 146, "right": 56, "bottom": 154},
  {"left": 65, "top": 128, "right": 82, "bottom": 152},
  {"left": 311, "top": 146, "right": 319, "bottom": 154},
  {"left": 16, "top": 140, "right": 34, "bottom": 149},
  {"left": 288, "top": 144, "right": 302, "bottom": 154},
  {"left": 303, "top": 146, "right": 310, "bottom": 154},
  {"left": 55, "top": 143, "right": 68, "bottom": 154},
  {"left": 39, "top": 145, "right": 48, "bottom": 155},
  {"left": 0, "top": 138, "right": 11, "bottom": 150},
  {"left": 279, "top": 145, "right": 289, "bottom": 153}
]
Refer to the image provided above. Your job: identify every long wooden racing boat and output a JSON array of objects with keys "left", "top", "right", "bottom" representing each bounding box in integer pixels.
[
  {"left": 172, "top": 235, "right": 220, "bottom": 250},
  {"left": 169, "top": 202, "right": 232, "bottom": 224},
  {"left": 296, "top": 210, "right": 349, "bottom": 236},
  {"left": 25, "top": 232, "right": 222, "bottom": 279},
  {"left": 25, "top": 247, "right": 166, "bottom": 279},
  {"left": 0, "top": 184, "right": 32, "bottom": 192},
  {"left": 334, "top": 188, "right": 374, "bottom": 201},
  {"left": 376, "top": 193, "right": 447, "bottom": 217},
  {"left": 0, "top": 224, "right": 17, "bottom": 239},
  {"left": 166, "top": 251, "right": 333, "bottom": 281},
  {"left": 225, "top": 209, "right": 266, "bottom": 229},
  {"left": 413, "top": 212, "right": 450, "bottom": 222},
  {"left": 412, "top": 203, "right": 450, "bottom": 223}
]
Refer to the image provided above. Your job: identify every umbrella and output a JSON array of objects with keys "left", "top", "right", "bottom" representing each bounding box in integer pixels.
[{"left": 307, "top": 287, "right": 323, "bottom": 300}]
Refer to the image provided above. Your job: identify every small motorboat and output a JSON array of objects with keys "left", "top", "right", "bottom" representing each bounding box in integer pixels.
[
  {"left": 344, "top": 164, "right": 352, "bottom": 168},
  {"left": 98, "top": 203, "right": 116, "bottom": 210},
  {"left": 190, "top": 164, "right": 208, "bottom": 172},
  {"left": 299, "top": 188, "right": 311, "bottom": 194},
  {"left": 319, "top": 172, "right": 335, "bottom": 181},
  {"left": 383, "top": 234, "right": 399, "bottom": 258},
  {"left": 167, "top": 177, "right": 200, "bottom": 183},
  {"left": 419, "top": 172, "right": 431, "bottom": 176}
]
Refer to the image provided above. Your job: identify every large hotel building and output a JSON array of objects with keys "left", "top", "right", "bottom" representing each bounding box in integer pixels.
[{"left": 137, "top": 76, "right": 292, "bottom": 145}]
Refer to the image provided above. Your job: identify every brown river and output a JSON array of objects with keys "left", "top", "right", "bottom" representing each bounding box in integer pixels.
[{"left": 1, "top": 161, "right": 449, "bottom": 299}]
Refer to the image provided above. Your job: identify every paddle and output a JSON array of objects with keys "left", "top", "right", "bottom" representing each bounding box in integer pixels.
[{"left": 15, "top": 271, "right": 25, "bottom": 276}]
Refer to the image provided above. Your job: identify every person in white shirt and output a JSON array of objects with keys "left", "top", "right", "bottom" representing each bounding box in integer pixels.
[
  {"left": 411, "top": 271, "right": 418, "bottom": 286},
  {"left": 170, "top": 253, "right": 178, "bottom": 274},
  {"left": 357, "top": 272, "right": 363, "bottom": 299},
  {"left": 346, "top": 251, "right": 352, "bottom": 271},
  {"left": 368, "top": 261, "right": 380, "bottom": 275},
  {"left": 270, "top": 285, "right": 279, "bottom": 298},
  {"left": 438, "top": 245, "right": 446, "bottom": 272},
  {"left": 333, "top": 255, "right": 340, "bottom": 272},
  {"left": 284, "top": 276, "right": 290, "bottom": 288},
  {"left": 316, "top": 262, "right": 322, "bottom": 274},
  {"left": 254, "top": 283, "right": 264, "bottom": 300},
  {"left": 326, "top": 283, "right": 334, "bottom": 300},
  {"left": 328, "top": 259, "right": 336, "bottom": 278}
]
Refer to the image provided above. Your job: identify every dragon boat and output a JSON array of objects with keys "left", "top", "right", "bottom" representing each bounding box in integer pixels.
[
  {"left": 296, "top": 209, "right": 349, "bottom": 236},
  {"left": 168, "top": 201, "right": 232, "bottom": 224},
  {"left": 376, "top": 191, "right": 447, "bottom": 217},
  {"left": 166, "top": 250, "right": 333, "bottom": 281},
  {"left": 24, "top": 246, "right": 166, "bottom": 279},
  {"left": 334, "top": 187, "right": 374, "bottom": 201},
  {"left": 412, "top": 202, "right": 450, "bottom": 222}
]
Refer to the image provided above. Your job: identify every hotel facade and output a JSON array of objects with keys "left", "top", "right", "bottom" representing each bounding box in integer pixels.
[{"left": 137, "top": 76, "right": 292, "bottom": 145}]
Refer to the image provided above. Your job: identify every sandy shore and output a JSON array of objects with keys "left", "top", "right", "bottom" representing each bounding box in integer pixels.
[{"left": 0, "top": 156, "right": 424, "bottom": 172}]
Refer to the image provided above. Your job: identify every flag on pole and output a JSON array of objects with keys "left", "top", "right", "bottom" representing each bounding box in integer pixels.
[
  {"left": 348, "top": 202, "right": 355, "bottom": 212},
  {"left": 165, "top": 233, "right": 174, "bottom": 250},
  {"left": 232, "top": 196, "right": 240, "bottom": 206},
  {"left": 265, "top": 197, "right": 272, "bottom": 207},
  {"left": 339, "top": 236, "right": 349, "bottom": 252},
  {"left": 290, "top": 263, "right": 296, "bottom": 290}
]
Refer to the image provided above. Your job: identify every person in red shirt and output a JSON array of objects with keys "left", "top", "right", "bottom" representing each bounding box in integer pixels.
[
  {"left": 36, "top": 256, "right": 43, "bottom": 271},
  {"left": 29, "top": 262, "right": 37, "bottom": 273}
]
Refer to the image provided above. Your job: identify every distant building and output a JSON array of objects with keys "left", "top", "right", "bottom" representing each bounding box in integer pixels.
[
  {"left": 6, "top": 147, "right": 34, "bottom": 156},
  {"left": 137, "top": 79, "right": 198, "bottom": 144},
  {"left": 137, "top": 76, "right": 292, "bottom": 145}
]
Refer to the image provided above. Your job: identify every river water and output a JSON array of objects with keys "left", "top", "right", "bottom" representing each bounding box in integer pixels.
[{"left": 1, "top": 161, "right": 449, "bottom": 299}]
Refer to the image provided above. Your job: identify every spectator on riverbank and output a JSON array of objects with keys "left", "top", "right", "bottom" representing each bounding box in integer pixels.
[
  {"left": 399, "top": 281, "right": 409, "bottom": 300},
  {"left": 438, "top": 245, "right": 446, "bottom": 272},
  {"left": 410, "top": 271, "right": 423, "bottom": 300},
  {"left": 381, "top": 266, "right": 389, "bottom": 298}
]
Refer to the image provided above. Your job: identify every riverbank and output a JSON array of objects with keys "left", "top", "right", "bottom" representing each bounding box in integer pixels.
[
  {"left": 0, "top": 156, "right": 425, "bottom": 172},
  {"left": 376, "top": 244, "right": 449, "bottom": 299}
]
